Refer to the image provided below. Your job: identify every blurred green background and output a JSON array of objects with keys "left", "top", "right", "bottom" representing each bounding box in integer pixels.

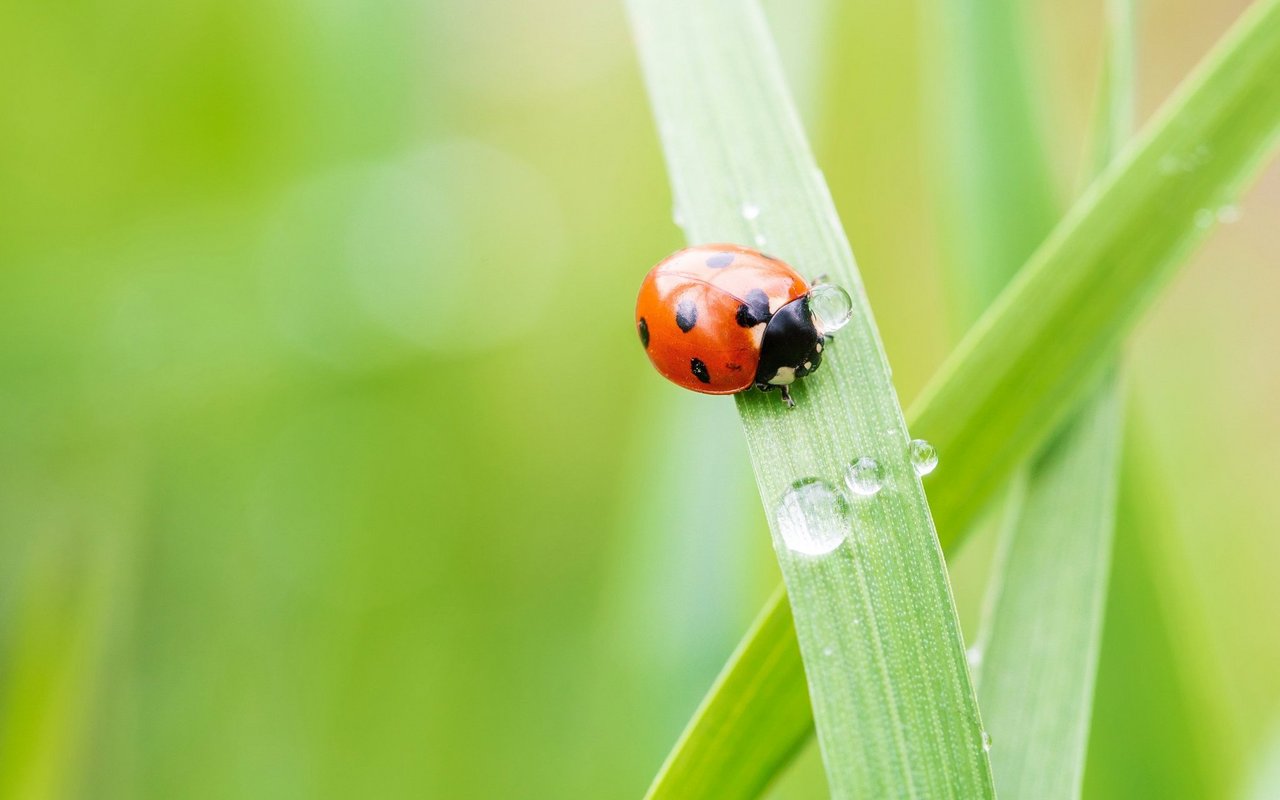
[{"left": 0, "top": 0, "right": 1276, "bottom": 797}]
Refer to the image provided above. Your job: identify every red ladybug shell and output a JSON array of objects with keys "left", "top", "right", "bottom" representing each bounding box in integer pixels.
[{"left": 635, "top": 244, "right": 810, "bottom": 394}]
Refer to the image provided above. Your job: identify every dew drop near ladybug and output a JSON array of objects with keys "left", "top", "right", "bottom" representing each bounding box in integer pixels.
[{"left": 635, "top": 244, "right": 853, "bottom": 408}]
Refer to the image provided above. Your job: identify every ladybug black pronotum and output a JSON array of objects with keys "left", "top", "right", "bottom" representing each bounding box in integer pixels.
[{"left": 635, "top": 244, "right": 848, "bottom": 408}]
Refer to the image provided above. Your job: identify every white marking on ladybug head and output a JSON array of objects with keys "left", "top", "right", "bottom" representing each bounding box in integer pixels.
[{"left": 768, "top": 366, "right": 797, "bottom": 386}]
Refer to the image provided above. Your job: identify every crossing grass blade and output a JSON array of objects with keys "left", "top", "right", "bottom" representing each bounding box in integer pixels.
[
  {"left": 627, "top": 0, "right": 995, "bottom": 796},
  {"left": 642, "top": 1, "right": 1280, "bottom": 795}
]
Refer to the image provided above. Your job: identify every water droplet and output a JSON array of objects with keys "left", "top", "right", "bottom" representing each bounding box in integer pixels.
[
  {"left": 672, "top": 205, "right": 686, "bottom": 229},
  {"left": 776, "top": 478, "right": 850, "bottom": 556},
  {"left": 809, "top": 284, "right": 853, "bottom": 334},
  {"left": 754, "top": 233, "right": 768, "bottom": 247},
  {"left": 741, "top": 201, "right": 761, "bottom": 221},
  {"left": 1217, "top": 204, "right": 1241, "bottom": 224},
  {"left": 966, "top": 646, "right": 983, "bottom": 669},
  {"left": 1158, "top": 146, "right": 1211, "bottom": 176},
  {"left": 822, "top": 645, "right": 834, "bottom": 657},
  {"left": 844, "top": 457, "right": 883, "bottom": 497},
  {"left": 1194, "top": 208, "right": 1215, "bottom": 229},
  {"left": 981, "top": 730, "right": 993, "bottom": 752},
  {"left": 909, "top": 439, "right": 938, "bottom": 476}
]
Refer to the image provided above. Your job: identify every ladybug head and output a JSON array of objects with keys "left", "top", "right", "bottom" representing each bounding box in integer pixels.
[{"left": 753, "top": 295, "right": 825, "bottom": 389}]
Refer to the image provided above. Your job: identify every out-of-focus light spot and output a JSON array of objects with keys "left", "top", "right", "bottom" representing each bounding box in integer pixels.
[
  {"left": 261, "top": 140, "right": 565, "bottom": 368},
  {"left": 429, "top": 0, "right": 626, "bottom": 100}
]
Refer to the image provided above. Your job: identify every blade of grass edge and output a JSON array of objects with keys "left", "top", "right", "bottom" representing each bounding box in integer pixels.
[
  {"left": 646, "top": 586, "right": 810, "bottom": 800},
  {"left": 960, "top": 473, "right": 1025, "bottom": 689},
  {"left": 643, "top": 1, "right": 1280, "bottom": 796},
  {"left": 627, "top": 0, "right": 995, "bottom": 796}
]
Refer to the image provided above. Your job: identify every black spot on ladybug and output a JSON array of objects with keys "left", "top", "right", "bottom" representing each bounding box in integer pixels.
[
  {"left": 637, "top": 317, "right": 650, "bottom": 348},
  {"left": 690, "top": 358, "right": 711, "bottom": 383},
  {"left": 676, "top": 299, "right": 698, "bottom": 332},
  {"left": 705, "top": 252, "right": 734, "bottom": 268},
  {"left": 735, "top": 288, "right": 772, "bottom": 327}
]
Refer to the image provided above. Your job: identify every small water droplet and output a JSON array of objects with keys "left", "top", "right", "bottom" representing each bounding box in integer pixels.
[
  {"left": 672, "top": 205, "right": 686, "bottom": 229},
  {"left": 1217, "top": 204, "right": 1241, "bottom": 224},
  {"left": 754, "top": 233, "right": 767, "bottom": 247},
  {"left": 981, "top": 730, "right": 993, "bottom": 752},
  {"left": 822, "top": 645, "right": 834, "bottom": 657},
  {"left": 809, "top": 284, "right": 853, "bottom": 334},
  {"left": 909, "top": 439, "right": 938, "bottom": 476},
  {"left": 776, "top": 478, "right": 850, "bottom": 556},
  {"left": 741, "top": 201, "right": 761, "bottom": 221},
  {"left": 966, "top": 646, "right": 983, "bottom": 669},
  {"left": 1194, "top": 208, "right": 1215, "bottom": 229},
  {"left": 845, "top": 457, "right": 883, "bottom": 497},
  {"left": 1159, "top": 146, "right": 1211, "bottom": 176}
]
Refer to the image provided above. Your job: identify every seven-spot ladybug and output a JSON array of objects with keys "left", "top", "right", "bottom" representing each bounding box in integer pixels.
[{"left": 635, "top": 244, "right": 847, "bottom": 407}]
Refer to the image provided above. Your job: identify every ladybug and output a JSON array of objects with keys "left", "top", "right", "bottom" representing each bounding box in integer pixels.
[{"left": 635, "top": 244, "right": 840, "bottom": 408}]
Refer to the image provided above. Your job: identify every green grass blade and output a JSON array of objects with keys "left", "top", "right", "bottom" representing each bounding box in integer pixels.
[
  {"left": 925, "top": 0, "right": 1063, "bottom": 687},
  {"left": 627, "top": 0, "right": 994, "bottom": 796},
  {"left": 962, "top": 473, "right": 1027, "bottom": 690},
  {"left": 0, "top": 465, "right": 137, "bottom": 800},
  {"left": 643, "top": 1, "right": 1280, "bottom": 795},
  {"left": 976, "top": 377, "right": 1124, "bottom": 798},
  {"left": 1242, "top": 709, "right": 1280, "bottom": 797},
  {"left": 1082, "top": 447, "right": 1224, "bottom": 798},
  {"left": 976, "top": 2, "right": 1132, "bottom": 796},
  {"left": 929, "top": 0, "right": 1059, "bottom": 324},
  {"left": 1092, "top": 0, "right": 1138, "bottom": 177},
  {"left": 927, "top": 0, "right": 1060, "bottom": 702},
  {"left": 912, "top": 0, "right": 1280, "bottom": 546},
  {"left": 646, "top": 587, "right": 809, "bottom": 800}
]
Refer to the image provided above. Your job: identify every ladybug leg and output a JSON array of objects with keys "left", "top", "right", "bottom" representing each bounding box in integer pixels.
[
  {"left": 811, "top": 273, "right": 830, "bottom": 286},
  {"left": 754, "top": 381, "right": 796, "bottom": 408}
]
